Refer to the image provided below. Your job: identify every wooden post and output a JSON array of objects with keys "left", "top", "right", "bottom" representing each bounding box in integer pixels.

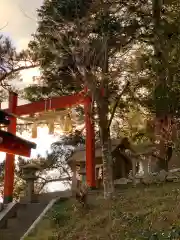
[
  {"left": 4, "top": 92, "right": 17, "bottom": 203},
  {"left": 71, "top": 162, "right": 77, "bottom": 196},
  {"left": 132, "top": 158, "right": 136, "bottom": 186},
  {"left": 84, "top": 98, "right": 96, "bottom": 189}
]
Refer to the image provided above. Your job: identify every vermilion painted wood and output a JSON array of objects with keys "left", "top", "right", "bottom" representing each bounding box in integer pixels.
[
  {"left": 0, "top": 146, "right": 31, "bottom": 157},
  {"left": 3, "top": 90, "right": 96, "bottom": 203},
  {"left": 84, "top": 97, "right": 96, "bottom": 187},
  {"left": 4, "top": 93, "right": 17, "bottom": 203},
  {"left": 0, "top": 130, "right": 36, "bottom": 157},
  {"left": 3, "top": 92, "right": 86, "bottom": 116}
]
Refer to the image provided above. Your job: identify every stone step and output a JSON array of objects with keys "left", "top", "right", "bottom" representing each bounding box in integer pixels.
[
  {"left": 0, "top": 190, "right": 71, "bottom": 240},
  {"left": 0, "top": 202, "right": 48, "bottom": 240},
  {"left": 17, "top": 203, "right": 47, "bottom": 218},
  {"left": 20, "top": 190, "right": 72, "bottom": 204}
]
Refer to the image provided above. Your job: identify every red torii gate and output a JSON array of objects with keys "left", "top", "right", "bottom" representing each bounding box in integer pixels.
[{"left": 2, "top": 91, "right": 95, "bottom": 203}]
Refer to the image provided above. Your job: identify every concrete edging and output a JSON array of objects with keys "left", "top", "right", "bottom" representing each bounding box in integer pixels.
[{"left": 20, "top": 197, "right": 61, "bottom": 240}]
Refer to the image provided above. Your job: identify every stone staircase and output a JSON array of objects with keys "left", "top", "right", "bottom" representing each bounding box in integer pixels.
[
  {"left": 0, "top": 202, "right": 48, "bottom": 240},
  {"left": 0, "top": 190, "right": 71, "bottom": 240}
]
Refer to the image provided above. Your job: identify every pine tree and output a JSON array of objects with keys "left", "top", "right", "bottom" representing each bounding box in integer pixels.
[
  {"left": 25, "top": 0, "right": 147, "bottom": 198},
  {"left": 143, "top": 0, "right": 180, "bottom": 171}
]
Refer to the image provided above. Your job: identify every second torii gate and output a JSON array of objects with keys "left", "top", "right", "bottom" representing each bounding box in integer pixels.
[{"left": 2, "top": 91, "right": 96, "bottom": 203}]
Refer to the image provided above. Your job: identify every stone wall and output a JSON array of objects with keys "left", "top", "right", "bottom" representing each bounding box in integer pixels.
[{"left": 114, "top": 169, "right": 180, "bottom": 186}]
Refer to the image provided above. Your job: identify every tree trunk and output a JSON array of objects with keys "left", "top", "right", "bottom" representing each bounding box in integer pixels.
[
  {"left": 98, "top": 99, "right": 114, "bottom": 199},
  {"left": 100, "top": 34, "right": 114, "bottom": 198},
  {"left": 152, "top": 0, "right": 169, "bottom": 171},
  {"left": 156, "top": 140, "right": 173, "bottom": 172},
  {"left": 156, "top": 139, "right": 168, "bottom": 172}
]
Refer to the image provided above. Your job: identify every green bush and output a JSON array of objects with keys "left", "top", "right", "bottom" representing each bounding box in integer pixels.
[{"left": 49, "top": 200, "right": 70, "bottom": 226}]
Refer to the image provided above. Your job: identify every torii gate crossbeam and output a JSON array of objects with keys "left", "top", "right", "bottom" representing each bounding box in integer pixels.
[{"left": 2, "top": 92, "right": 95, "bottom": 203}]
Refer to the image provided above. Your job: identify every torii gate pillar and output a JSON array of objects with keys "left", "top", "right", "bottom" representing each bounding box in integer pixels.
[
  {"left": 4, "top": 92, "right": 17, "bottom": 203},
  {"left": 84, "top": 99, "right": 96, "bottom": 188}
]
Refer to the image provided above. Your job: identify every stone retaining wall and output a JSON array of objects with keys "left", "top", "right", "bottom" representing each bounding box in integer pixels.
[{"left": 114, "top": 169, "right": 180, "bottom": 186}]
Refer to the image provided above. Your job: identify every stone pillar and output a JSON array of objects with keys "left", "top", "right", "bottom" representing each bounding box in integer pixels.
[
  {"left": 142, "top": 157, "right": 149, "bottom": 176},
  {"left": 21, "top": 164, "right": 40, "bottom": 203},
  {"left": 26, "top": 179, "right": 35, "bottom": 203}
]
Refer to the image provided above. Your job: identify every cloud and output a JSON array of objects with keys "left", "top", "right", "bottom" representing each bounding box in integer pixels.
[{"left": 0, "top": 0, "right": 43, "bottom": 50}]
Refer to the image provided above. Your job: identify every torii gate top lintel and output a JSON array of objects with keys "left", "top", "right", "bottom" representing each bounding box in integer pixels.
[{"left": 3, "top": 91, "right": 90, "bottom": 116}]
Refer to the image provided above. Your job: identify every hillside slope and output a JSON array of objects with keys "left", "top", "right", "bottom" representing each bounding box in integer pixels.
[{"left": 25, "top": 183, "right": 180, "bottom": 240}]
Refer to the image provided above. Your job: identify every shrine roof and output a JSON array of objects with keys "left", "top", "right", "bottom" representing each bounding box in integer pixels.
[
  {"left": 67, "top": 139, "right": 122, "bottom": 164},
  {"left": 67, "top": 139, "right": 155, "bottom": 165},
  {"left": 0, "top": 130, "right": 36, "bottom": 149}
]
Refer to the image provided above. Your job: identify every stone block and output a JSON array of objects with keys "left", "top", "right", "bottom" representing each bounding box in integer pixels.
[{"left": 114, "top": 178, "right": 129, "bottom": 185}]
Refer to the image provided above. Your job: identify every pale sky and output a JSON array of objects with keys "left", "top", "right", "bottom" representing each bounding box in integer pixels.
[
  {"left": 0, "top": 0, "right": 68, "bottom": 192},
  {"left": 0, "top": 0, "right": 43, "bottom": 84},
  {"left": 0, "top": 0, "right": 43, "bottom": 50},
  {"left": 0, "top": 0, "right": 46, "bottom": 155}
]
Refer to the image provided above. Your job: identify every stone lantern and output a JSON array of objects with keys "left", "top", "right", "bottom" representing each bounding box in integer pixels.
[
  {"left": 79, "top": 168, "right": 86, "bottom": 184},
  {"left": 21, "top": 163, "right": 40, "bottom": 203}
]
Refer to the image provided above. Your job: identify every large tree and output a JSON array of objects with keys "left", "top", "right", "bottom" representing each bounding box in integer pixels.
[
  {"left": 136, "top": 0, "right": 180, "bottom": 171},
  {"left": 24, "top": 0, "right": 149, "bottom": 198},
  {"left": 110, "top": 0, "right": 180, "bottom": 172}
]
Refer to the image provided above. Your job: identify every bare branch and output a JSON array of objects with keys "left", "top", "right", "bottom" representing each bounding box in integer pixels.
[
  {"left": 107, "top": 81, "right": 130, "bottom": 130},
  {"left": 18, "top": 5, "right": 36, "bottom": 22},
  {"left": 0, "top": 64, "right": 39, "bottom": 83},
  {"left": 0, "top": 22, "right": 8, "bottom": 31},
  {"left": 38, "top": 176, "right": 71, "bottom": 183}
]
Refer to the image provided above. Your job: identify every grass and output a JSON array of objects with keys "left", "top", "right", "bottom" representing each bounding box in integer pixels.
[{"left": 25, "top": 182, "right": 180, "bottom": 240}]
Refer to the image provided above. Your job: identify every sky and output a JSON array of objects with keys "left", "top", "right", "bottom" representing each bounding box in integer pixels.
[
  {"left": 0, "top": 0, "right": 43, "bottom": 84},
  {"left": 0, "top": 0, "right": 68, "bottom": 192},
  {"left": 0, "top": 0, "right": 43, "bottom": 50},
  {"left": 0, "top": 0, "right": 47, "bottom": 155}
]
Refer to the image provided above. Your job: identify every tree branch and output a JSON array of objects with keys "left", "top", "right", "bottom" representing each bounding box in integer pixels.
[
  {"left": 0, "top": 64, "right": 39, "bottom": 83},
  {"left": 0, "top": 22, "right": 8, "bottom": 31},
  {"left": 107, "top": 81, "right": 130, "bottom": 130},
  {"left": 38, "top": 176, "right": 71, "bottom": 183},
  {"left": 36, "top": 176, "right": 72, "bottom": 192}
]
